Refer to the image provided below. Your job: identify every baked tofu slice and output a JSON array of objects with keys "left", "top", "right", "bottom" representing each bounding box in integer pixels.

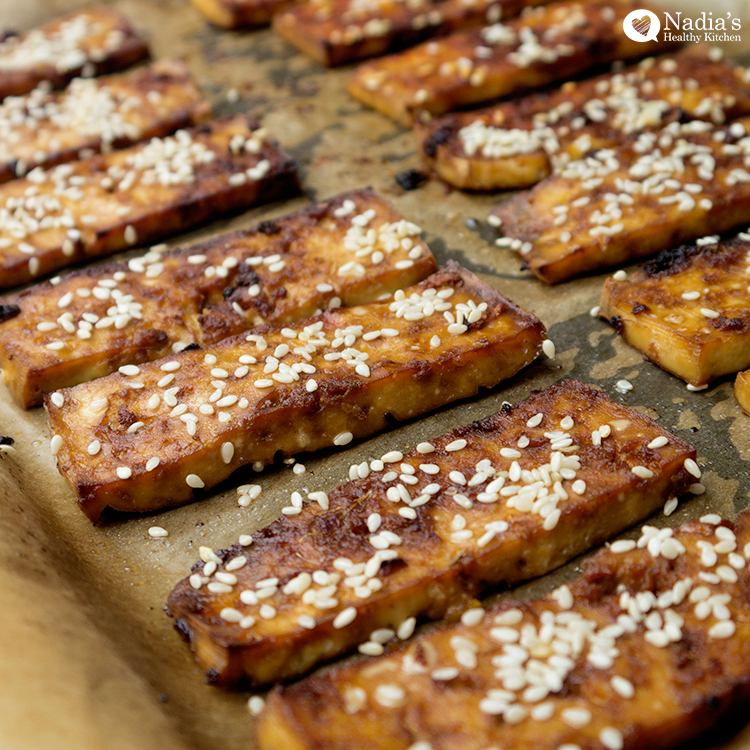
[
  {"left": 0, "top": 7, "right": 149, "bottom": 100},
  {"left": 735, "top": 369, "right": 750, "bottom": 414},
  {"left": 46, "top": 263, "right": 544, "bottom": 521},
  {"left": 347, "top": 0, "right": 673, "bottom": 127},
  {"left": 599, "top": 237, "right": 750, "bottom": 387},
  {"left": 493, "top": 116, "right": 750, "bottom": 284},
  {"left": 191, "top": 0, "right": 300, "bottom": 28},
  {"left": 0, "top": 60, "right": 212, "bottom": 184},
  {"left": 168, "top": 379, "right": 695, "bottom": 687},
  {"left": 419, "top": 45, "right": 750, "bottom": 191},
  {"left": 0, "top": 188, "right": 437, "bottom": 408},
  {"left": 259, "top": 510, "right": 750, "bottom": 750},
  {"left": 273, "top": 0, "right": 553, "bottom": 68},
  {"left": 0, "top": 114, "right": 299, "bottom": 290}
]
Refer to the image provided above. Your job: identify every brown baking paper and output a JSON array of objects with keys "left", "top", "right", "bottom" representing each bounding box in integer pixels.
[{"left": 2, "top": 1, "right": 750, "bottom": 748}]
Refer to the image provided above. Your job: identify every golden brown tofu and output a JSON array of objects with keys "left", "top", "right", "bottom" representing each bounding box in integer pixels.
[
  {"left": 0, "top": 188, "right": 436, "bottom": 408},
  {"left": 735, "top": 369, "right": 750, "bottom": 414},
  {"left": 191, "top": 0, "right": 300, "bottom": 28},
  {"left": 599, "top": 237, "right": 750, "bottom": 387},
  {"left": 419, "top": 45, "right": 750, "bottom": 191},
  {"left": 46, "top": 263, "right": 544, "bottom": 521},
  {"left": 347, "top": 0, "right": 673, "bottom": 127},
  {"left": 274, "top": 0, "right": 553, "bottom": 68},
  {"left": 167, "top": 379, "right": 695, "bottom": 687},
  {"left": 0, "top": 60, "right": 212, "bottom": 184},
  {"left": 0, "top": 114, "right": 299, "bottom": 290},
  {"left": 0, "top": 7, "right": 149, "bottom": 100},
  {"left": 493, "top": 116, "right": 750, "bottom": 284},
  {"left": 259, "top": 507, "right": 750, "bottom": 750}
]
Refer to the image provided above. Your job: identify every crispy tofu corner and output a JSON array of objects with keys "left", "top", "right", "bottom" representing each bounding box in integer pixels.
[{"left": 599, "top": 237, "right": 750, "bottom": 386}]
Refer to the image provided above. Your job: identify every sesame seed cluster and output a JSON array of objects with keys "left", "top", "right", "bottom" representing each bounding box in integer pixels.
[
  {"left": 0, "top": 7, "right": 148, "bottom": 99},
  {"left": 168, "top": 380, "right": 695, "bottom": 688},
  {"left": 260, "top": 508, "right": 750, "bottom": 750},
  {"left": 494, "top": 116, "right": 750, "bottom": 283},
  {"left": 0, "top": 189, "right": 435, "bottom": 407},
  {"left": 0, "top": 61, "right": 209, "bottom": 182},
  {"left": 0, "top": 114, "right": 295, "bottom": 288},
  {"left": 46, "top": 264, "right": 544, "bottom": 519},
  {"left": 348, "top": 0, "right": 670, "bottom": 125},
  {"left": 435, "top": 45, "right": 750, "bottom": 190}
]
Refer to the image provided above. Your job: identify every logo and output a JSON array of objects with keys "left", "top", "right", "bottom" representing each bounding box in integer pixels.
[{"left": 623, "top": 9, "right": 661, "bottom": 42}]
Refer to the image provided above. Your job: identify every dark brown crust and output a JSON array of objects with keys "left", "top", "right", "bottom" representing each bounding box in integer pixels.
[
  {"left": 347, "top": 0, "right": 675, "bottom": 126},
  {"left": 599, "top": 238, "right": 750, "bottom": 385},
  {"left": 45, "top": 263, "right": 545, "bottom": 520},
  {"left": 418, "top": 45, "right": 750, "bottom": 191},
  {"left": 167, "top": 379, "right": 694, "bottom": 687},
  {"left": 273, "top": 0, "right": 553, "bottom": 68},
  {"left": 0, "top": 7, "right": 149, "bottom": 100},
  {"left": 0, "top": 114, "right": 300, "bottom": 290},
  {"left": 0, "top": 188, "right": 436, "bottom": 408},
  {"left": 259, "top": 511, "right": 750, "bottom": 750},
  {"left": 0, "top": 60, "right": 212, "bottom": 184}
]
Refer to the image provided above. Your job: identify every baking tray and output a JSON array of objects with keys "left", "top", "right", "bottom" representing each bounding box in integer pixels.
[{"left": 2, "top": 1, "right": 750, "bottom": 748}]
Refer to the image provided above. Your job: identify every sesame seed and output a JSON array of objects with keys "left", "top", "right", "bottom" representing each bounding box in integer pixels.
[
  {"left": 600, "top": 727, "right": 624, "bottom": 750},
  {"left": 247, "top": 696, "right": 266, "bottom": 716},
  {"left": 611, "top": 675, "right": 635, "bottom": 698},
  {"left": 632, "top": 466, "right": 654, "bottom": 479},
  {"left": 148, "top": 526, "right": 168, "bottom": 538},
  {"left": 116, "top": 467, "right": 132, "bottom": 479},
  {"left": 445, "top": 439, "right": 467, "bottom": 452},
  {"left": 460, "top": 608, "right": 485, "bottom": 627},
  {"left": 333, "top": 607, "right": 357, "bottom": 629},
  {"left": 397, "top": 617, "right": 416, "bottom": 640},
  {"left": 221, "top": 442, "right": 234, "bottom": 464},
  {"left": 684, "top": 458, "right": 701, "bottom": 478},
  {"left": 334, "top": 432, "right": 354, "bottom": 446},
  {"left": 542, "top": 339, "right": 556, "bottom": 358},
  {"left": 647, "top": 436, "right": 669, "bottom": 449},
  {"left": 359, "top": 641, "right": 385, "bottom": 656},
  {"left": 186, "top": 474, "right": 204, "bottom": 489},
  {"left": 50, "top": 392, "right": 64, "bottom": 407}
]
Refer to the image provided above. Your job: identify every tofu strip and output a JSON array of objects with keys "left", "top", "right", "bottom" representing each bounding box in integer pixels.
[
  {"left": 259, "top": 509, "right": 750, "bottom": 750},
  {"left": 0, "top": 6, "right": 149, "bottom": 99},
  {"left": 273, "top": 0, "right": 554, "bottom": 68},
  {"left": 0, "top": 60, "right": 212, "bottom": 184},
  {"left": 166, "top": 379, "right": 694, "bottom": 686},
  {"left": 600, "top": 236, "right": 750, "bottom": 387},
  {"left": 493, "top": 116, "right": 750, "bottom": 283},
  {"left": 419, "top": 45, "right": 750, "bottom": 191},
  {"left": 0, "top": 188, "right": 436, "bottom": 407},
  {"left": 347, "top": 0, "right": 674, "bottom": 126},
  {"left": 46, "top": 263, "right": 545, "bottom": 520},
  {"left": 0, "top": 114, "right": 299, "bottom": 289},
  {"left": 191, "top": 0, "right": 300, "bottom": 29}
]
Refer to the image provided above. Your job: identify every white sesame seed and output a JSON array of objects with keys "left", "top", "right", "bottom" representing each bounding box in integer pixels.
[
  {"left": 647, "top": 436, "right": 669, "bottom": 449},
  {"left": 600, "top": 727, "right": 624, "bottom": 750},
  {"left": 684, "top": 458, "right": 701, "bottom": 478},
  {"left": 709, "top": 620, "right": 736, "bottom": 639},
  {"left": 50, "top": 392, "right": 64, "bottom": 407},
  {"left": 186, "top": 474, "right": 205, "bottom": 489},
  {"left": 148, "top": 526, "right": 168, "bottom": 538},
  {"left": 611, "top": 675, "right": 634, "bottom": 698},
  {"left": 632, "top": 466, "right": 654, "bottom": 479},
  {"left": 333, "top": 607, "right": 357, "bottom": 629},
  {"left": 221, "top": 442, "right": 234, "bottom": 464},
  {"left": 116, "top": 467, "right": 132, "bottom": 479},
  {"left": 247, "top": 696, "right": 266, "bottom": 716},
  {"left": 359, "top": 641, "right": 385, "bottom": 656},
  {"left": 334, "top": 431, "right": 354, "bottom": 446},
  {"left": 526, "top": 413, "right": 543, "bottom": 428},
  {"left": 461, "top": 608, "right": 485, "bottom": 627},
  {"left": 446, "top": 439, "right": 467, "bottom": 452},
  {"left": 542, "top": 339, "right": 556, "bottom": 359},
  {"left": 397, "top": 617, "right": 416, "bottom": 640}
]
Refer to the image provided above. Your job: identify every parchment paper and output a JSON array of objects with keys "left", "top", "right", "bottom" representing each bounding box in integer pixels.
[{"left": 1, "top": 1, "right": 750, "bottom": 748}]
